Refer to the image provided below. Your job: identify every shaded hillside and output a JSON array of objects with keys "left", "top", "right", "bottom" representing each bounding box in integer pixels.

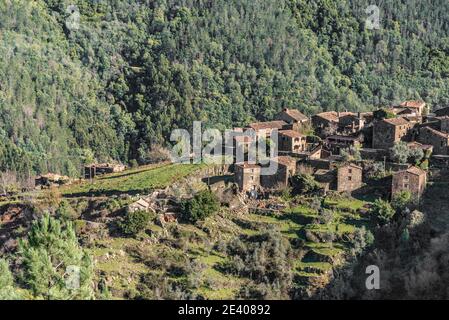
[
  {"left": 0, "top": 0, "right": 125, "bottom": 177},
  {"left": 1, "top": 0, "right": 448, "bottom": 176}
]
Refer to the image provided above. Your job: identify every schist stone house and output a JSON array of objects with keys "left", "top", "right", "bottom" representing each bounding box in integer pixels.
[
  {"left": 372, "top": 118, "right": 412, "bottom": 149},
  {"left": 234, "top": 162, "right": 261, "bottom": 192},
  {"left": 85, "top": 163, "right": 126, "bottom": 179},
  {"left": 247, "top": 120, "right": 287, "bottom": 138},
  {"left": 278, "top": 130, "right": 307, "bottom": 153},
  {"left": 313, "top": 163, "right": 363, "bottom": 193},
  {"left": 234, "top": 156, "right": 297, "bottom": 192},
  {"left": 398, "top": 100, "right": 427, "bottom": 116},
  {"left": 392, "top": 166, "right": 427, "bottom": 199},
  {"left": 277, "top": 108, "right": 309, "bottom": 128},
  {"left": 325, "top": 135, "right": 362, "bottom": 155},
  {"left": 416, "top": 126, "right": 449, "bottom": 155}
]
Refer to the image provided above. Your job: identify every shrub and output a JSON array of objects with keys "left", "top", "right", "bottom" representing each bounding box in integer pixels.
[
  {"left": 56, "top": 200, "right": 78, "bottom": 220},
  {"left": 119, "top": 210, "right": 151, "bottom": 236},
  {"left": 370, "top": 199, "right": 395, "bottom": 225},
  {"left": 390, "top": 142, "right": 410, "bottom": 164},
  {"left": 181, "top": 190, "right": 220, "bottom": 223},
  {"left": 291, "top": 174, "right": 322, "bottom": 194},
  {"left": 392, "top": 191, "right": 413, "bottom": 210}
]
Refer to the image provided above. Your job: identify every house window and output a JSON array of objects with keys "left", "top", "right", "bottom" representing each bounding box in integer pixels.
[
  {"left": 404, "top": 184, "right": 409, "bottom": 189},
  {"left": 348, "top": 169, "right": 352, "bottom": 174},
  {"left": 250, "top": 176, "right": 254, "bottom": 181},
  {"left": 348, "top": 176, "right": 352, "bottom": 181}
]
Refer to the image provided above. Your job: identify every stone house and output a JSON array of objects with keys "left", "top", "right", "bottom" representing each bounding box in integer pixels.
[
  {"left": 335, "top": 164, "right": 363, "bottom": 193},
  {"left": 85, "top": 163, "right": 126, "bottom": 179},
  {"left": 312, "top": 111, "right": 340, "bottom": 135},
  {"left": 398, "top": 100, "right": 427, "bottom": 116},
  {"left": 416, "top": 126, "right": 449, "bottom": 155},
  {"left": 35, "top": 173, "right": 71, "bottom": 189},
  {"left": 391, "top": 166, "right": 427, "bottom": 199},
  {"left": 234, "top": 162, "right": 261, "bottom": 192},
  {"left": 338, "top": 113, "right": 367, "bottom": 133},
  {"left": 313, "top": 163, "right": 363, "bottom": 193},
  {"left": 325, "top": 135, "right": 362, "bottom": 155},
  {"left": 261, "top": 156, "right": 297, "bottom": 190},
  {"left": 278, "top": 130, "right": 307, "bottom": 153},
  {"left": 372, "top": 118, "right": 412, "bottom": 149},
  {"left": 247, "top": 120, "right": 288, "bottom": 138},
  {"left": 276, "top": 108, "right": 309, "bottom": 126}
]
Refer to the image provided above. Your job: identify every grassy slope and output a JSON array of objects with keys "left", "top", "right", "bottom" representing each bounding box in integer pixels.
[
  {"left": 84, "top": 192, "right": 372, "bottom": 299},
  {"left": 61, "top": 163, "right": 207, "bottom": 197}
]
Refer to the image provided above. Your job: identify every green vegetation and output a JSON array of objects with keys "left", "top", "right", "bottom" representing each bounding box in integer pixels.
[
  {"left": 0, "top": 259, "right": 22, "bottom": 300},
  {"left": 181, "top": 190, "right": 220, "bottom": 223},
  {"left": 119, "top": 210, "right": 152, "bottom": 237},
  {"left": 371, "top": 199, "right": 396, "bottom": 225},
  {"left": 62, "top": 163, "right": 205, "bottom": 196},
  {"left": 17, "top": 213, "right": 94, "bottom": 299},
  {"left": 1, "top": 0, "right": 448, "bottom": 179}
]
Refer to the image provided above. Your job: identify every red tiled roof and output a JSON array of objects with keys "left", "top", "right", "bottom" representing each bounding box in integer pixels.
[
  {"left": 282, "top": 108, "right": 308, "bottom": 122},
  {"left": 248, "top": 120, "right": 287, "bottom": 131},
  {"left": 383, "top": 117, "right": 410, "bottom": 126},
  {"left": 400, "top": 100, "right": 426, "bottom": 109},
  {"left": 279, "top": 130, "right": 304, "bottom": 138},
  {"left": 405, "top": 166, "right": 426, "bottom": 176},
  {"left": 314, "top": 111, "right": 354, "bottom": 122}
]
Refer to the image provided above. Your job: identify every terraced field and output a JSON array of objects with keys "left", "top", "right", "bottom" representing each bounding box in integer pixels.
[{"left": 61, "top": 163, "right": 208, "bottom": 197}]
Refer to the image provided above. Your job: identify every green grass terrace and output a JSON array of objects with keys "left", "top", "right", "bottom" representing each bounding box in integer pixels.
[{"left": 61, "top": 162, "right": 208, "bottom": 197}]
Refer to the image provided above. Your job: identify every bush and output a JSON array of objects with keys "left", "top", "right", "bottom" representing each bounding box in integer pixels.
[
  {"left": 392, "top": 191, "right": 413, "bottom": 210},
  {"left": 119, "top": 210, "right": 151, "bottom": 236},
  {"left": 390, "top": 142, "right": 410, "bottom": 164},
  {"left": 56, "top": 200, "right": 78, "bottom": 220},
  {"left": 370, "top": 199, "right": 395, "bottom": 225},
  {"left": 181, "top": 190, "right": 220, "bottom": 223},
  {"left": 291, "top": 174, "right": 322, "bottom": 194}
]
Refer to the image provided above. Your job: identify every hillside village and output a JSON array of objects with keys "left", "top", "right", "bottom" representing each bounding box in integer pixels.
[
  {"left": 231, "top": 100, "right": 447, "bottom": 201},
  {"left": 1, "top": 100, "right": 449, "bottom": 300}
]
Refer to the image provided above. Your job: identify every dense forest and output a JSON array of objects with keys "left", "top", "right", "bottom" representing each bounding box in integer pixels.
[{"left": 1, "top": 0, "right": 448, "bottom": 178}]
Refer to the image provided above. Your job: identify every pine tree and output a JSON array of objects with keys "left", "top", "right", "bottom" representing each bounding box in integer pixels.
[{"left": 18, "top": 213, "right": 95, "bottom": 300}]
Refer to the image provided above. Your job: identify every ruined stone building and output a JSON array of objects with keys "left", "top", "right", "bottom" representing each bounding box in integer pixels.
[
  {"left": 85, "top": 163, "right": 126, "bottom": 179},
  {"left": 391, "top": 166, "right": 427, "bottom": 199},
  {"left": 260, "top": 156, "right": 297, "bottom": 190},
  {"left": 35, "top": 173, "right": 71, "bottom": 189},
  {"left": 416, "top": 126, "right": 449, "bottom": 155},
  {"left": 372, "top": 118, "right": 412, "bottom": 149},
  {"left": 313, "top": 163, "right": 363, "bottom": 193},
  {"left": 338, "top": 113, "right": 369, "bottom": 133}
]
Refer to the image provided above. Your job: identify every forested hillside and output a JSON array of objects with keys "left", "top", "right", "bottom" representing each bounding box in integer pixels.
[{"left": 1, "top": 0, "right": 448, "bottom": 177}]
